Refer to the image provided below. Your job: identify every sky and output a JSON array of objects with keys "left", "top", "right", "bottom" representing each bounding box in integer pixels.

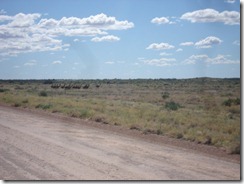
[{"left": 0, "top": 0, "right": 241, "bottom": 79}]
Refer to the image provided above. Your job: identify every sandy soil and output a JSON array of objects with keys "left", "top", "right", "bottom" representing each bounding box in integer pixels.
[{"left": 0, "top": 105, "right": 240, "bottom": 180}]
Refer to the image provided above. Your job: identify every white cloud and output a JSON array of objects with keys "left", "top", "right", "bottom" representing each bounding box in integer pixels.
[
  {"left": 225, "top": 0, "right": 235, "bottom": 3},
  {"left": 137, "top": 57, "right": 145, "bottom": 61},
  {"left": 233, "top": 40, "right": 240, "bottom": 46},
  {"left": 0, "top": 9, "right": 6, "bottom": 14},
  {"left": 184, "top": 54, "right": 239, "bottom": 65},
  {"left": 144, "top": 58, "right": 176, "bottom": 66},
  {"left": 151, "top": 17, "right": 169, "bottom": 24},
  {"left": 117, "top": 60, "right": 125, "bottom": 64},
  {"left": 52, "top": 60, "right": 62, "bottom": 64},
  {"left": 24, "top": 60, "right": 37, "bottom": 66},
  {"left": 159, "top": 52, "right": 172, "bottom": 56},
  {"left": 176, "top": 48, "right": 183, "bottom": 52},
  {"left": 180, "top": 42, "right": 194, "bottom": 46},
  {"left": 146, "top": 42, "right": 175, "bottom": 50},
  {"left": 105, "top": 61, "right": 115, "bottom": 64},
  {"left": 181, "top": 8, "right": 240, "bottom": 25},
  {"left": 91, "top": 35, "right": 120, "bottom": 42},
  {"left": 38, "top": 13, "right": 134, "bottom": 33},
  {"left": 151, "top": 17, "right": 176, "bottom": 25},
  {"left": 184, "top": 54, "right": 208, "bottom": 64},
  {"left": 0, "top": 13, "right": 134, "bottom": 56},
  {"left": 9, "top": 13, "right": 41, "bottom": 27},
  {"left": 195, "top": 36, "right": 222, "bottom": 48},
  {"left": 24, "top": 63, "right": 36, "bottom": 66},
  {"left": 206, "top": 55, "right": 239, "bottom": 64},
  {"left": 73, "top": 38, "right": 79, "bottom": 42},
  {"left": 71, "top": 13, "right": 134, "bottom": 30}
]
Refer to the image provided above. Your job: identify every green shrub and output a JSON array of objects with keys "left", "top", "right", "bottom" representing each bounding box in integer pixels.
[
  {"left": 13, "top": 102, "right": 21, "bottom": 107},
  {"left": 22, "top": 99, "right": 29, "bottom": 104},
  {"left": 156, "top": 129, "right": 163, "bottom": 135},
  {"left": 39, "top": 91, "right": 48, "bottom": 97},
  {"left": 226, "top": 139, "right": 240, "bottom": 154},
  {"left": 223, "top": 98, "right": 240, "bottom": 107},
  {"left": 234, "top": 98, "right": 240, "bottom": 105},
  {"left": 130, "top": 124, "right": 141, "bottom": 131},
  {"left": 161, "top": 92, "right": 170, "bottom": 99},
  {"left": 0, "top": 88, "right": 9, "bottom": 93},
  {"left": 35, "top": 103, "right": 52, "bottom": 110},
  {"left": 223, "top": 99, "right": 232, "bottom": 107},
  {"left": 165, "top": 101, "right": 181, "bottom": 111},
  {"left": 79, "top": 109, "right": 91, "bottom": 118},
  {"left": 143, "top": 128, "right": 156, "bottom": 134}
]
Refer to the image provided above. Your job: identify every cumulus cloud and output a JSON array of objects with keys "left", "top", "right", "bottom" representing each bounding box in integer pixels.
[
  {"left": 24, "top": 60, "right": 37, "bottom": 66},
  {"left": 159, "top": 52, "right": 172, "bottom": 56},
  {"left": 0, "top": 12, "right": 134, "bottom": 56},
  {"left": 176, "top": 48, "right": 183, "bottom": 52},
  {"left": 105, "top": 61, "right": 115, "bottom": 64},
  {"left": 184, "top": 54, "right": 239, "bottom": 65},
  {"left": 180, "top": 42, "right": 194, "bottom": 46},
  {"left": 206, "top": 55, "right": 239, "bottom": 64},
  {"left": 225, "top": 0, "right": 235, "bottom": 3},
  {"left": 183, "top": 54, "right": 208, "bottom": 64},
  {"left": 144, "top": 58, "right": 176, "bottom": 66},
  {"left": 10, "top": 13, "right": 41, "bottom": 27},
  {"left": 181, "top": 8, "right": 240, "bottom": 25},
  {"left": 52, "top": 60, "right": 62, "bottom": 64},
  {"left": 91, "top": 35, "right": 120, "bottom": 42},
  {"left": 151, "top": 17, "right": 176, "bottom": 25},
  {"left": 38, "top": 13, "right": 134, "bottom": 33},
  {"left": 146, "top": 42, "right": 175, "bottom": 50},
  {"left": 151, "top": 17, "right": 169, "bottom": 24},
  {"left": 233, "top": 40, "right": 240, "bottom": 46},
  {"left": 0, "top": 9, "right": 6, "bottom": 14},
  {"left": 195, "top": 36, "right": 222, "bottom": 48}
]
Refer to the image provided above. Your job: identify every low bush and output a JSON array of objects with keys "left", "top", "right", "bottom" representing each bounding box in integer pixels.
[
  {"left": 165, "top": 101, "right": 181, "bottom": 111},
  {"left": 156, "top": 129, "right": 163, "bottom": 135},
  {"left": 223, "top": 99, "right": 232, "bottom": 107},
  {"left": 227, "top": 144, "right": 240, "bottom": 154},
  {"left": 79, "top": 108, "right": 92, "bottom": 119},
  {"left": 13, "top": 102, "right": 21, "bottom": 107},
  {"left": 39, "top": 91, "right": 48, "bottom": 97},
  {"left": 0, "top": 88, "right": 9, "bottom": 93},
  {"left": 223, "top": 98, "right": 240, "bottom": 107},
  {"left": 130, "top": 124, "right": 141, "bottom": 131},
  {"left": 22, "top": 99, "right": 29, "bottom": 104},
  {"left": 234, "top": 98, "right": 240, "bottom": 105},
  {"left": 161, "top": 92, "right": 170, "bottom": 99},
  {"left": 35, "top": 103, "right": 52, "bottom": 110},
  {"left": 143, "top": 128, "right": 156, "bottom": 135}
]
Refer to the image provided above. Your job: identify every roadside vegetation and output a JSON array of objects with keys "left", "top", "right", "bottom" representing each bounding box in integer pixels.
[{"left": 0, "top": 78, "right": 240, "bottom": 154}]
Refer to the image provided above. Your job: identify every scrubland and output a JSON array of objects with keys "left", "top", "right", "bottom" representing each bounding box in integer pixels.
[{"left": 0, "top": 78, "right": 240, "bottom": 154}]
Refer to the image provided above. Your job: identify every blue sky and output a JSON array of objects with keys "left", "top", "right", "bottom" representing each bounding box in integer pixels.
[{"left": 0, "top": 0, "right": 240, "bottom": 79}]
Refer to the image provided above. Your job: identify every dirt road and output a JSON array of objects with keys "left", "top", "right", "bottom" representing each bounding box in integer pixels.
[{"left": 0, "top": 105, "right": 240, "bottom": 180}]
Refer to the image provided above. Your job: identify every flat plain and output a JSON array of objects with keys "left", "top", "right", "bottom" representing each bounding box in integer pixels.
[{"left": 0, "top": 78, "right": 240, "bottom": 154}]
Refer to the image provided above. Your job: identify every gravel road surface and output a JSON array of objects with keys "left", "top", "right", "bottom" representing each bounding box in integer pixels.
[{"left": 0, "top": 105, "right": 240, "bottom": 180}]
